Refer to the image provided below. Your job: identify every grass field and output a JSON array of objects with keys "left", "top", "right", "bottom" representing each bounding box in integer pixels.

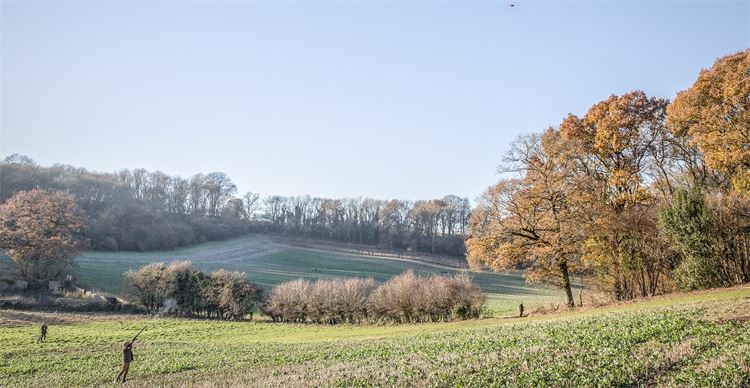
[
  {"left": 1, "top": 234, "right": 568, "bottom": 314},
  {"left": 1, "top": 286, "right": 748, "bottom": 387}
]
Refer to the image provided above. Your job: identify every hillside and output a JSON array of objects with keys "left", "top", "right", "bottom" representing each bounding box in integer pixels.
[
  {"left": 1, "top": 234, "right": 566, "bottom": 314},
  {"left": 1, "top": 286, "right": 748, "bottom": 386}
]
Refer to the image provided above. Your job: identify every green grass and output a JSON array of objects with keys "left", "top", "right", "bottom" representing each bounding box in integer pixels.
[
  {"left": 1, "top": 286, "right": 748, "bottom": 387},
  {"left": 1, "top": 234, "right": 568, "bottom": 314}
]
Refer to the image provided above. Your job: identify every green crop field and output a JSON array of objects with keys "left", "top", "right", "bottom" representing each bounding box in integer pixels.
[
  {"left": 1, "top": 234, "right": 568, "bottom": 315},
  {"left": 1, "top": 286, "right": 748, "bottom": 387}
]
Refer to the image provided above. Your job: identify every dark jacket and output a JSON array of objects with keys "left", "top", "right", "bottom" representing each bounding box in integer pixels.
[{"left": 123, "top": 344, "right": 134, "bottom": 363}]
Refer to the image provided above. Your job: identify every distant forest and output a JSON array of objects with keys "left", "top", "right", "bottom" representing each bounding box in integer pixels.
[{"left": 0, "top": 155, "right": 470, "bottom": 256}]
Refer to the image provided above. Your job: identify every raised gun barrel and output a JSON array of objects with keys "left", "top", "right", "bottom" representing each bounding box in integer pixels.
[{"left": 128, "top": 327, "right": 146, "bottom": 345}]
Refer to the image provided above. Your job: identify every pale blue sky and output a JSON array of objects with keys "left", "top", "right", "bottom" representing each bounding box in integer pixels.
[{"left": 1, "top": 1, "right": 748, "bottom": 200}]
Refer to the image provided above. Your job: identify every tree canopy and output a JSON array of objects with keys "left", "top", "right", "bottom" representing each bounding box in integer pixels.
[
  {"left": 668, "top": 50, "right": 750, "bottom": 188},
  {"left": 0, "top": 189, "right": 87, "bottom": 280}
]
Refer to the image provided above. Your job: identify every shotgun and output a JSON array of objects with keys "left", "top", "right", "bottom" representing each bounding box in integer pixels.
[{"left": 127, "top": 327, "right": 146, "bottom": 345}]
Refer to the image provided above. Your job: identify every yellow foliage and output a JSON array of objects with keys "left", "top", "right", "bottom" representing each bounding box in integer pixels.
[{"left": 731, "top": 169, "right": 750, "bottom": 197}]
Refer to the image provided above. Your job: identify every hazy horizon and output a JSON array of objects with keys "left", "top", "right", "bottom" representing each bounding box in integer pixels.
[{"left": 2, "top": 1, "right": 748, "bottom": 200}]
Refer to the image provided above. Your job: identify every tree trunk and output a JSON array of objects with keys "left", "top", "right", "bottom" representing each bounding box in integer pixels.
[{"left": 559, "top": 260, "right": 575, "bottom": 308}]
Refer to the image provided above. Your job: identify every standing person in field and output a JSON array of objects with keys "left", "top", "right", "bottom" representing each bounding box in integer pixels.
[
  {"left": 37, "top": 321, "right": 47, "bottom": 343},
  {"left": 115, "top": 327, "right": 145, "bottom": 383},
  {"left": 518, "top": 302, "right": 524, "bottom": 318},
  {"left": 115, "top": 341, "right": 135, "bottom": 383}
]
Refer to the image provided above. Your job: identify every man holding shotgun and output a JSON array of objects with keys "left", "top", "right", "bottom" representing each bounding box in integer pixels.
[{"left": 115, "top": 327, "right": 145, "bottom": 383}]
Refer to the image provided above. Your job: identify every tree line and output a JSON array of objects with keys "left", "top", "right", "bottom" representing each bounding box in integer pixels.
[
  {"left": 0, "top": 161, "right": 248, "bottom": 252},
  {"left": 259, "top": 194, "right": 470, "bottom": 256},
  {"left": 467, "top": 49, "right": 750, "bottom": 306},
  {"left": 0, "top": 158, "right": 470, "bottom": 256}
]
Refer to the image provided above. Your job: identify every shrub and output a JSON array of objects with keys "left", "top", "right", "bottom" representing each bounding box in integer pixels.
[
  {"left": 263, "top": 279, "right": 310, "bottom": 322},
  {"left": 162, "top": 261, "right": 202, "bottom": 316},
  {"left": 368, "top": 271, "right": 484, "bottom": 323},
  {"left": 125, "top": 262, "right": 168, "bottom": 311},
  {"left": 446, "top": 273, "right": 484, "bottom": 319},
  {"left": 306, "top": 279, "right": 335, "bottom": 324},
  {"left": 368, "top": 271, "right": 421, "bottom": 323},
  {"left": 125, "top": 261, "right": 263, "bottom": 320},
  {"left": 339, "top": 278, "right": 376, "bottom": 323},
  {"left": 211, "top": 269, "right": 263, "bottom": 320},
  {"left": 306, "top": 278, "right": 375, "bottom": 324}
]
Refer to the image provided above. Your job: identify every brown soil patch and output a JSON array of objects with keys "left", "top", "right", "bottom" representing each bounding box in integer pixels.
[{"left": 0, "top": 310, "right": 144, "bottom": 328}]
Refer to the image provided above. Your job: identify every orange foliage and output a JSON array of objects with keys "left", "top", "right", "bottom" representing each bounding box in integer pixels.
[
  {"left": 467, "top": 130, "right": 587, "bottom": 307},
  {"left": 667, "top": 49, "right": 750, "bottom": 191}
]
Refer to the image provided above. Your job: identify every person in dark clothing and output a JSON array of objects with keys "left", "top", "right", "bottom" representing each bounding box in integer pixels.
[
  {"left": 37, "top": 322, "right": 47, "bottom": 343},
  {"left": 518, "top": 302, "right": 525, "bottom": 318},
  {"left": 115, "top": 341, "right": 135, "bottom": 383}
]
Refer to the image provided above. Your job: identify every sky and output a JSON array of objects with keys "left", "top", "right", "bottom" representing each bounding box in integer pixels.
[{"left": 1, "top": 1, "right": 748, "bottom": 201}]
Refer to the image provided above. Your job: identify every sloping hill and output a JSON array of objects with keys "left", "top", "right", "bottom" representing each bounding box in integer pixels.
[{"left": 2, "top": 234, "right": 565, "bottom": 313}]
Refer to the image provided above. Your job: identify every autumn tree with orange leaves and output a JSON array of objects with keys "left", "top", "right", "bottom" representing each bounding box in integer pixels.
[
  {"left": 559, "top": 91, "right": 679, "bottom": 299},
  {"left": 667, "top": 49, "right": 750, "bottom": 194},
  {"left": 0, "top": 189, "right": 87, "bottom": 280},
  {"left": 467, "top": 130, "right": 588, "bottom": 307}
]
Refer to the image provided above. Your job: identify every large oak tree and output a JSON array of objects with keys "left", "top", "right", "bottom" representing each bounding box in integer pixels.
[
  {"left": 467, "top": 130, "right": 587, "bottom": 307},
  {"left": 560, "top": 91, "right": 677, "bottom": 299}
]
